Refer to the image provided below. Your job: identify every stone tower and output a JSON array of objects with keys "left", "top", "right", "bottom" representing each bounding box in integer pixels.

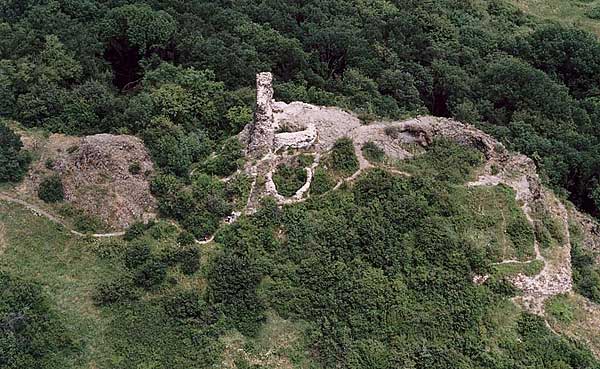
[{"left": 247, "top": 72, "right": 275, "bottom": 158}]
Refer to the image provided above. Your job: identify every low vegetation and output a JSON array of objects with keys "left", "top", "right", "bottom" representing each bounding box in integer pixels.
[
  {"left": 570, "top": 221, "right": 600, "bottom": 303},
  {"left": 362, "top": 141, "right": 385, "bottom": 163},
  {"left": 327, "top": 137, "right": 359, "bottom": 176},
  {"left": 273, "top": 163, "right": 307, "bottom": 197},
  {"left": 0, "top": 122, "right": 31, "bottom": 183},
  {"left": 310, "top": 167, "right": 337, "bottom": 196},
  {"left": 3, "top": 0, "right": 600, "bottom": 367},
  {"left": 38, "top": 175, "right": 64, "bottom": 203},
  {"left": 2, "top": 140, "right": 599, "bottom": 368}
]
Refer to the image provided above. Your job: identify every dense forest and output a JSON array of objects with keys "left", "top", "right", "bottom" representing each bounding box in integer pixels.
[{"left": 2, "top": 0, "right": 600, "bottom": 368}]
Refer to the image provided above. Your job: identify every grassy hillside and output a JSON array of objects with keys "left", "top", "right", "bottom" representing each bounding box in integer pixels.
[
  {"left": 511, "top": 0, "right": 600, "bottom": 36},
  {"left": 2, "top": 140, "right": 599, "bottom": 368}
]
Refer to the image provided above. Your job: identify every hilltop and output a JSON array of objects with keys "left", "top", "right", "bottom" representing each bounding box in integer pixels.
[{"left": 2, "top": 74, "right": 600, "bottom": 368}]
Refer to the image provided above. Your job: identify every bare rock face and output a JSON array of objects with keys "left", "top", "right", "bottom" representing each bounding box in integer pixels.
[
  {"left": 247, "top": 72, "right": 275, "bottom": 158},
  {"left": 52, "top": 134, "right": 156, "bottom": 230}
]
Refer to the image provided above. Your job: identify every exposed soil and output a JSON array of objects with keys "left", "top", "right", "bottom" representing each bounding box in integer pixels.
[{"left": 14, "top": 133, "right": 156, "bottom": 231}]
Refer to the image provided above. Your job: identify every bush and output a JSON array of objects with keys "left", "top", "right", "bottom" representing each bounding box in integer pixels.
[
  {"left": 329, "top": 137, "right": 359, "bottom": 176},
  {"left": 93, "top": 277, "right": 140, "bottom": 305},
  {"left": 310, "top": 167, "right": 336, "bottom": 196},
  {"left": 134, "top": 258, "right": 167, "bottom": 289},
  {"left": 0, "top": 122, "right": 31, "bottom": 183},
  {"left": 201, "top": 137, "right": 244, "bottom": 177},
  {"left": 125, "top": 242, "right": 151, "bottom": 269},
  {"left": 174, "top": 246, "right": 201, "bottom": 275},
  {"left": 124, "top": 222, "right": 149, "bottom": 241},
  {"left": 586, "top": 5, "right": 600, "bottom": 20},
  {"left": 272, "top": 163, "right": 307, "bottom": 197},
  {"left": 73, "top": 213, "right": 104, "bottom": 233},
  {"left": 362, "top": 141, "right": 385, "bottom": 163},
  {"left": 38, "top": 175, "right": 64, "bottom": 203},
  {"left": 164, "top": 289, "right": 218, "bottom": 326},
  {"left": 177, "top": 231, "right": 196, "bottom": 246}
]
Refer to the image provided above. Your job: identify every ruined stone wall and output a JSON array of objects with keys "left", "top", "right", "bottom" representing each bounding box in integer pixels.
[{"left": 247, "top": 72, "right": 275, "bottom": 158}]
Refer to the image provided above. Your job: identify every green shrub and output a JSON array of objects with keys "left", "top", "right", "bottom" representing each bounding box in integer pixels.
[
  {"left": 38, "top": 175, "right": 64, "bottom": 203},
  {"left": 273, "top": 163, "right": 307, "bottom": 197},
  {"left": 311, "top": 167, "right": 336, "bottom": 195},
  {"left": 362, "top": 141, "right": 385, "bottom": 163},
  {"left": 0, "top": 272, "right": 77, "bottom": 367},
  {"left": 177, "top": 231, "right": 196, "bottom": 246},
  {"left": 124, "top": 221, "right": 149, "bottom": 241},
  {"left": 148, "top": 222, "right": 178, "bottom": 240},
  {"left": 125, "top": 242, "right": 151, "bottom": 269},
  {"left": 93, "top": 277, "right": 140, "bottom": 305},
  {"left": 134, "top": 258, "right": 167, "bottom": 289},
  {"left": 586, "top": 5, "right": 600, "bottom": 19},
  {"left": 208, "top": 252, "right": 265, "bottom": 335},
  {"left": 297, "top": 154, "right": 314, "bottom": 167},
  {"left": 174, "top": 246, "right": 201, "bottom": 275},
  {"left": 329, "top": 137, "right": 359, "bottom": 176},
  {"left": 44, "top": 158, "right": 54, "bottom": 169},
  {"left": 0, "top": 122, "right": 31, "bottom": 183},
  {"left": 571, "top": 222, "right": 600, "bottom": 303},
  {"left": 182, "top": 212, "right": 219, "bottom": 240},
  {"left": 181, "top": 255, "right": 201, "bottom": 275},
  {"left": 73, "top": 213, "right": 104, "bottom": 233},
  {"left": 225, "top": 174, "right": 252, "bottom": 210},
  {"left": 201, "top": 137, "right": 244, "bottom": 177}
]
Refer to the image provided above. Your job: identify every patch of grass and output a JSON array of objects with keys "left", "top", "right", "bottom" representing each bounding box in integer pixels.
[
  {"left": 0, "top": 201, "right": 120, "bottom": 368},
  {"left": 328, "top": 137, "right": 359, "bottom": 176},
  {"left": 510, "top": 0, "right": 600, "bottom": 36},
  {"left": 492, "top": 260, "right": 544, "bottom": 279},
  {"left": 546, "top": 294, "right": 576, "bottom": 324},
  {"left": 397, "top": 139, "right": 484, "bottom": 184},
  {"left": 452, "top": 185, "right": 536, "bottom": 262},
  {"left": 483, "top": 299, "right": 522, "bottom": 352},
  {"left": 532, "top": 204, "right": 565, "bottom": 250},
  {"left": 362, "top": 141, "right": 385, "bottom": 163},
  {"left": 220, "top": 311, "right": 315, "bottom": 368},
  {"left": 273, "top": 163, "right": 308, "bottom": 198},
  {"left": 310, "top": 167, "right": 336, "bottom": 196},
  {"left": 545, "top": 293, "right": 600, "bottom": 355}
]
